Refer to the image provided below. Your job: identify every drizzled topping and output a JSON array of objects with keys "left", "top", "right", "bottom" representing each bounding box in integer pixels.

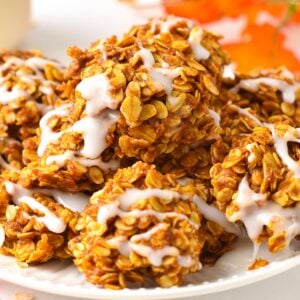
[
  {"left": 38, "top": 71, "right": 120, "bottom": 169},
  {"left": 101, "top": 187, "right": 239, "bottom": 268},
  {"left": 134, "top": 46, "right": 181, "bottom": 104},
  {"left": 0, "top": 84, "right": 26, "bottom": 104},
  {"left": 67, "top": 111, "right": 118, "bottom": 159},
  {"left": 0, "top": 56, "right": 64, "bottom": 109},
  {"left": 230, "top": 104, "right": 263, "bottom": 126},
  {"left": 231, "top": 77, "right": 300, "bottom": 104},
  {"left": 1, "top": 180, "right": 90, "bottom": 249},
  {"left": 188, "top": 27, "right": 210, "bottom": 60},
  {"left": 265, "top": 124, "right": 300, "bottom": 178},
  {"left": 94, "top": 40, "right": 107, "bottom": 61},
  {"left": 150, "top": 16, "right": 193, "bottom": 34},
  {"left": 245, "top": 143, "right": 256, "bottom": 163},
  {"left": 4, "top": 181, "right": 67, "bottom": 233},
  {"left": 222, "top": 63, "right": 236, "bottom": 80},
  {"left": 5, "top": 181, "right": 89, "bottom": 213},
  {"left": 229, "top": 104, "right": 300, "bottom": 252},
  {"left": 208, "top": 109, "right": 221, "bottom": 126},
  {"left": 75, "top": 73, "right": 118, "bottom": 116},
  {"left": 2, "top": 180, "right": 89, "bottom": 247},
  {"left": 176, "top": 177, "right": 193, "bottom": 186},
  {"left": 107, "top": 223, "right": 195, "bottom": 268},
  {"left": 233, "top": 106, "right": 300, "bottom": 178},
  {"left": 98, "top": 202, "right": 197, "bottom": 228},
  {"left": 38, "top": 103, "right": 72, "bottom": 156},
  {"left": 232, "top": 176, "right": 300, "bottom": 251},
  {"left": 97, "top": 188, "right": 239, "bottom": 234},
  {"left": 46, "top": 150, "right": 120, "bottom": 170}
]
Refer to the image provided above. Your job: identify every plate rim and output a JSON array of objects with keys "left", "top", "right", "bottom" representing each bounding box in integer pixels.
[{"left": 1, "top": 253, "right": 300, "bottom": 299}]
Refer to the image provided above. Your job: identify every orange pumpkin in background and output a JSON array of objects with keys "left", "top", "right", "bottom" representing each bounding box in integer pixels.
[{"left": 163, "top": 0, "right": 300, "bottom": 72}]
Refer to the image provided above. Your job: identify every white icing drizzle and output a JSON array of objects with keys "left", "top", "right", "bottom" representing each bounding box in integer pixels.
[
  {"left": 39, "top": 189, "right": 89, "bottom": 213},
  {"left": 98, "top": 202, "right": 197, "bottom": 228},
  {"left": 0, "top": 225, "right": 4, "bottom": 247},
  {"left": 234, "top": 106, "right": 300, "bottom": 178},
  {"left": 25, "top": 57, "right": 61, "bottom": 72},
  {"left": 4, "top": 137, "right": 21, "bottom": 146},
  {"left": 5, "top": 181, "right": 89, "bottom": 216},
  {"left": 130, "top": 223, "right": 168, "bottom": 243},
  {"left": 107, "top": 223, "right": 196, "bottom": 268},
  {"left": 0, "top": 57, "right": 24, "bottom": 72},
  {"left": 66, "top": 111, "right": 118, "bottom": 159},
  {"left": 97, "top": 188, "right": 239, "bottom": 235},
  {"left": 76, "top": 73, "right": 118, "bottom": 116},
  {"left": 230, "top": 104, "right": 263, "bottom": 127},
  {"left": 151, "top": 16, "right": 193, "bottom": 34},
  {"left": 208, "top": 109, "right": 221, "bottom": 126},
  {"left": 191, "top": 194, "right": 239, "bottom": 234},
  {"left": 176, "top": 177, "right": 193, "bottom": 186},
  {"left": 231, "top": 176, "right": 300, "bottom": 251},
  {"left": 228, "top": 100, "right": 300, "bottom": 253},
  {"left": 38, "top": 104, "right": 72, "bottom": 156},
  {"left": 135, "top": 46, "right": 181, "bottom": 104},
  {"left": 95, "top": 40, "right": 107, "bottom": 61},
  {"left": 38, "top": 110, "right": 119, "bottom": 169},
  {"left": 118, "top": 188, "right": 181, "bottom": 210},
  {"left": 0, "top": 56, "right": 63, "bottom": 108},
  {"left": 39, "top": 70, "right": 120, "bottom": 170},
  {"left": 38, "top": 103, "right": 119, "bottom": 170},
  {"left": 107, "top": 236, "right": 130, "bottom": 256},
  {"left": 130, "top": 242, "right": 193, "bottom": 268},
  {"left": 0, "top": 137, "right": 21, "bottom": 148},
  {"left": 35, "top": 102, "right": 52, "bottom": 115},
  {"left": 46, "top": 150, "right": 120, "bottom": 171},
  {"left": 280, "top": 68, "right": 295, "bottom": 80},
  {"left": 222, "top": 63, "right": 236, "bottom": 80},
  {"left": 265, "top": 124, "right": 300, "bottom": 178},
  {"left": 188, "top": 27, "right": 210, "bottom": 61},
  {"left": 0, "top": 86, "right": 26, "bottom": 104},
  {"left": 4, "top": 181, "right": 67, "bottom": 233},
  {"left": 231, "top": 77, "right": 300, "bottom": 104},
  {"left": 245, "top": 143, "right": 256, "bottom": 163}
]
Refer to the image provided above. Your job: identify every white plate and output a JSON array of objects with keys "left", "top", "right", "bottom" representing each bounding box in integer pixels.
[
  {"left": 3, "top": 0, "right": 299, "bottom": 298},
  {"left": 1, "top": 238, "right": 300, "bottom": 299}
]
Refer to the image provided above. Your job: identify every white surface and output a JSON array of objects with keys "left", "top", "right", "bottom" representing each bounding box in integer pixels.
[
  {"left": 19, "top": 0, "right": 159, "bottom": 63},
  {"left": 1, "top": 0, "right": 300, "bottom": 299},
  {"left": 1, "top": 238, "right": 300, "bottom": 299},
  {"left": 1, "top": 267, "right": 299, "bottom": 300},
  {"left": 0, "top": 240, "right": 300, "bottom": 300}
]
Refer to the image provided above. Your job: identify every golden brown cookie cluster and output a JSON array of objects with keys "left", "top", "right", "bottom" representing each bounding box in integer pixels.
[
  {"left": 0, "top": 49, "right": 65, "bottom": 141},
  {"left": 210, "top": 68, "right": 300, "bottom": 260},
  {"left": 68, "top": 162, "right": 237, "bottom": 289},
  {"left": 18, "top": 16, "right": 228, "bottom": 193},
  {"left": 1, "top": 16, "right": 300, "bottom": 289}
]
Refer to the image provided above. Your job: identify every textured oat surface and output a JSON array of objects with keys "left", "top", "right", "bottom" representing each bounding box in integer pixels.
[
  {"left": 68, "top": 162, "right": 236, "bottom": 288},
  {"left": 0, "top": 16, "right": 300, "bottom": 288}
]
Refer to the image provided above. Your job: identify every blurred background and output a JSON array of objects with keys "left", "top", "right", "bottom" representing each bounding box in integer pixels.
[{"left": 0, "top": 0, "right": 299, "bottom": 72}]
